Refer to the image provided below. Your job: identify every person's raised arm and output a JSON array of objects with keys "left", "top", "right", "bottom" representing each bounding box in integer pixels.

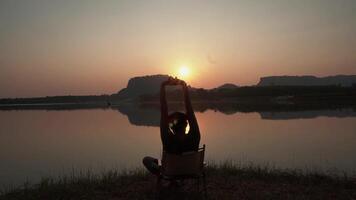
[
  {"left": 160, "top": 79, "right": 170, "bottom": 143},
  {"left": 182, "top": 81, "right": 200, "bottom": 137}
]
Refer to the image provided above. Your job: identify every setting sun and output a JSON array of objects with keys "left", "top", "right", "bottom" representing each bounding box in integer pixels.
[{"left": 178, "top": 65, "right": 190, "bottom": 79}]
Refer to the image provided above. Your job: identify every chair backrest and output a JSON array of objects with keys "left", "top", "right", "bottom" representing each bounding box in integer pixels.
[{"left": 161, "top": 145, "right": 205, "bottom": 176}]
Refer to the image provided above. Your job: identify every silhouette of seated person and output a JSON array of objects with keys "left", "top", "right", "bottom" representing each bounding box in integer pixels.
[{"left": 143, "top": 77, "right": 201, "bottom": 175}]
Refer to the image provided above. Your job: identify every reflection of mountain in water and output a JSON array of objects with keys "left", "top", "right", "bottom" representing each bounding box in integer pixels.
[
  {"left": 115, "top": 103, "right": 356, "bottom": 126},
  {"left": 115, "top": 104, "right": 161, "bottom": 127},
  {"left": 115, "top": 103, "right": 240, "bottom": 127},
  {"left": 260, "top": 108, "right": 356, "bottom": 120}
]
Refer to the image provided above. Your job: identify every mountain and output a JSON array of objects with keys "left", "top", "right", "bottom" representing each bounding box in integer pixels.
[
  {"left": 257, "top": 75, "right": 356, "bottom": 87},
  {"left": 116, "top": 74, "right": 170, "bottom": 100},
  {"left": 216, "top": 83, "right": 239, "bottom": 90},
  {"left": 1, "top": 74, "right": 355, "bottom": 106}
]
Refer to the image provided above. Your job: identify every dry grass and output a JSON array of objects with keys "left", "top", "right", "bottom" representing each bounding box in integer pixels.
[{"left": 1, "top": 162, "right": 355, "bottom": 200}]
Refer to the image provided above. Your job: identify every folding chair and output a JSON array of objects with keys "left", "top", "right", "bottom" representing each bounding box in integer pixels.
[{"left": 156, "top": 145, "right": 207, "bottom": 199}]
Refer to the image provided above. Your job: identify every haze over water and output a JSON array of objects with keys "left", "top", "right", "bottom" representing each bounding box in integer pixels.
[{"left": 1, "top": 107, "right": 356, "bottom": 187}]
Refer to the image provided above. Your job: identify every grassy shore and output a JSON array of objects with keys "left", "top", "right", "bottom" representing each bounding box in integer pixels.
[{"left": 1, "top": 162, "right": 355, "bottom": 200}]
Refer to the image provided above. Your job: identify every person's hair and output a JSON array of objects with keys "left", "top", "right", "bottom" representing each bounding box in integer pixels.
[{"left": 168, "top": 112, "right": 188, "bottom": 134}]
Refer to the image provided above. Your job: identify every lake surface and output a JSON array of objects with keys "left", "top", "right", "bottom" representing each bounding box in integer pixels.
[{"left": 1, "top": 105, "right": 356, "bottom": 188}]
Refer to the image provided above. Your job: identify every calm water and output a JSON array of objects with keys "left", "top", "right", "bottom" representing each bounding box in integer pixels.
[{"left": 1, "top": 105, "right": 356, "bottom": 187}]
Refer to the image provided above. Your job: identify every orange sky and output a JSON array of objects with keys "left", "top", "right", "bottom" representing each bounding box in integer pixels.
[{"left": 0, "top": 0, "right": 355, "bottom": 98}]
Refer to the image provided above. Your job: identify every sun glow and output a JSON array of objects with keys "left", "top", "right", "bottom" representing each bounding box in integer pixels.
[{"left": 177, "top": 65, "right": 190, "bottom": 80}]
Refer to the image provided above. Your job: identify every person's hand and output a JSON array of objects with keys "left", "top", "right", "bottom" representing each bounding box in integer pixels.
[
  {"left": 161, "top": 77, "right": 174, "bottom": 87},
  {"left": 161, "top": 80, "right": 170, "bottom": 87},
  {"left": 171, "top": 77, "right": 186, "bottom": 86},
  {"left": 161, "top": 77, "right": 186, "bottom": 86},
  {"left": 179, "top": 79, "right": 187, "bottom": 87}
]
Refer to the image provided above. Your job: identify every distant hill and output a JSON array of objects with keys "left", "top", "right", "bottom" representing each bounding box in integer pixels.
[
  {"left": 1, "top": 74, "right": 356, "bottom": 107},
  {"left": 215, "top": 83, "right": 239, "bottom": 90},
  {"left": 257, "top": 75, "right": 356, "bottom": 87},
  {"left": 116, "top": 74, "right": 170, "bottom": 100}
]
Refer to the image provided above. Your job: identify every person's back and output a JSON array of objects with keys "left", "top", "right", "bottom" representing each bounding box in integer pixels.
[{"left": 163, "top": 130, "right": 200, "bottom": 154}]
